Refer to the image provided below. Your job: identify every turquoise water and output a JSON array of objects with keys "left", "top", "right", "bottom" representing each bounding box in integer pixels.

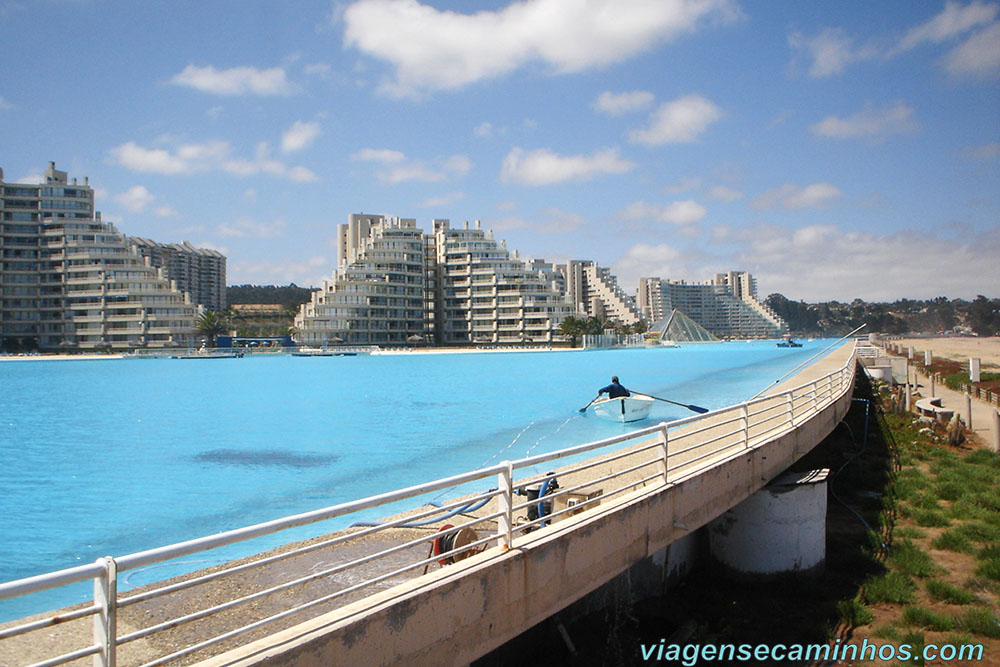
[{"left": 0, "top": 340, "right": 833, "bottom": 619}]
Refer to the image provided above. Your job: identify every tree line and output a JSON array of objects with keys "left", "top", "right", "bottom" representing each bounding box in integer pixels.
[{"left": 765, "top": 294, "right": 1000, "bottom": 337}]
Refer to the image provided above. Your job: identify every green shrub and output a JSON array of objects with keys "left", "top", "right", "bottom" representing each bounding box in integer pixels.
[
  {"left": 931, "top": 529, "right": 975, "bottom": 554},
  {"left": 910, "top": 507, "right": 950, "bottom": 527},
  {"left": 955, "top": 521, "right": 1000, "bottom": 544},
  {"left": 956, "top": 607, "right": 1000, "bottom": 639},
  {"left": 894, "top": 525, "right": 927, "bottom": 540},
  {"left": 864, "top": 571, "right": 917, "bottom": 605},
  {"left": 902, "top": 606, "right": 954, "bottom": 631},
  {"left": 837, "top": 599, "right": 874, "bottom": 627},
  {"left": 924, "top": 579, "right": 976, "bottom": 605},
  {"left": 890, "top": 540, "right": 941, "bottom": 578}
]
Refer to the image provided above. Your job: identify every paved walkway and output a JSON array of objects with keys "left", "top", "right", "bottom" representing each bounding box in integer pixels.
[{"left": 909, "top": 367, "right": 1000, "bottom": 450}]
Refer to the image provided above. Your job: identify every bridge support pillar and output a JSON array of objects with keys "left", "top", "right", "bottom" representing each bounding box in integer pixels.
[{"left": 708, "top": 469, "right": 829, "bottom": 578}]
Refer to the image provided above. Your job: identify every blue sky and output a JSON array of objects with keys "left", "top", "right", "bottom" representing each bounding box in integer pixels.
[{"left": 1, "top": 0, "right": 998, "bottom": 302}]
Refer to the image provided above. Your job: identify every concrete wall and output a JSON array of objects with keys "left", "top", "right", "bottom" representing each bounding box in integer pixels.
[{"left": 198, "top": 367, "right": 854, "bottom": 667}]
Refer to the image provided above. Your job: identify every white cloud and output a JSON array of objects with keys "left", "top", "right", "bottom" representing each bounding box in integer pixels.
[
  {"left": 788, "top": 28, "right": 879, "bottom": 78},
  {"left": 628, "top": 94, "right": 722, "bottom": 145},
  {"left": 617, "top": 200, "right": 707, "bottom": 225},
  {"left": 709, "top": 185, "right": 743, "bottom": 201},
  {"left": 964, "top": 140, "right": 1000, "bottom": 159},
  {"left": 811, "top": 101, "right": 919, "bottom": 141},
  {"left": 304, "top": 63, "right": 333, "bottom": 77},
  {"left": 0, "top": 95, "right": 12, "bottom": 110},
  {"left": 896, "top": 0, "right": 999, "bottom": 53},
  {"left": 281, "top": 121, "right": 322, "bottom": 153},
  {"left": 612, "top": 224, "right": 1000, "bottom": 301},
  {"left": 500, "top": 147, "right": 634, "bottom": 186},
  {"left": 474, "top": 122, "right": 494, "bottom": 138},
  {"left": 791, "top": 4, "right": 999, "bottom": 79},
  {"left": 342, "top": 0, "right": 741, "bottom": 96},
  {"left": 114, "top": 185, "right": 155, "bottom": 213},
  {"left": 108, "top": 140, "right": 317, "bottom": 182},
  {"left": 727, "top": 223, "right": 1000, "bottom": 301},
  {"left": 485, "top": 208, "right": 587, "bottom": 234},
  {"left": 352, "top": 147, "right": 471, "bottom": 183},
  {"left": 218, "top": 217, "right": 288, "bottom": 239},
  {"left": 418, "top": 192, "right": 465, "bottom": 208},
  {"left": 611, "top": 242, "right": 694, "bottom": 291},
  {"left": 154, "top": 205, "right": 178, "bottom": 218},
  {"left": 228, "top": 256, "right": 329, "bottom": 288},
  {"left": 352, "top": 148, "right": 406, "bottom": 163},
  {"left": 170, "top": 64, "right": 296, "bottom": 96},
  {"left": 593, "top": 90, "right": 655, "bottom": 115},
  {"left": 751, "top": 183, "right": 842, "bottom": 210},
  {"left": 944, "top": 21, "right": 1000, "bottom": 75}
]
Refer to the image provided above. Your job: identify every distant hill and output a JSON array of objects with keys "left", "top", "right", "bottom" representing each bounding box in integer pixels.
[
  {"left": 227, "top": 284, "right": 313, "bottom": 310},
  {"left": 765, "top": 294, "right": 1000, "bottom": 337}
]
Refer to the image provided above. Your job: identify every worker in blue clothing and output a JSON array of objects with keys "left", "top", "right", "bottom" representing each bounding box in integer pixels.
[{"left": 598, "top": 376, "right": 630, "bottom": 399}]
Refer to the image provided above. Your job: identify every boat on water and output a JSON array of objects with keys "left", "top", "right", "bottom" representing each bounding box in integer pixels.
[
  {"left": 591, "top": 394, "right": 654, "bottom": 423},
  {"left": 776, "top": 337, "right": 802, "bottom": 348}
]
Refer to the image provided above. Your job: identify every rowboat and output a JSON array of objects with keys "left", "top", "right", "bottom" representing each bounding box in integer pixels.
[{"left": 591, "top": 394, "right": 654, "bottom": 423}]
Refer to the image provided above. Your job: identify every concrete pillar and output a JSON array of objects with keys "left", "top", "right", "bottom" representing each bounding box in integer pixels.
[
  {"left": 993, "top": 410, "right": 1000, "bottom": 454},
  {"left": 908, "top": 346, "right": 914, "bottom": 360},
  {"left": 708, "top": 469, "right": 829, "bottom": 577},
  {"left": 931, "top": 374, "right": 935, "bottom": 398},
  {"left": 966, "top": 394, "right": 973, "bottom": 430},
  {"left": 924, "top": 350, "right": 932, "bottom": 366},
  {"left": 905, "top": 362, "right": 912, "bottom": 411},
  {"left": 971, "top": 358, "right": 981, "bottom": 383}
]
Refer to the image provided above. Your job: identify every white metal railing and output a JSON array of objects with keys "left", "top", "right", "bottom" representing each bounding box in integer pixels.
[{"left": 0, "top": 345, "right": 856, "bottom": 667}]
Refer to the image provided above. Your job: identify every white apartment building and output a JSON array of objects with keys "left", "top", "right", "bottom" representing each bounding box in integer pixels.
[
  {"left": 431, "top": 219, "right": 572, "bottom": 345},
  {"left": 295, "top": 215, "right": 573, "bottom": 346},
  {"left": 638, "top": 271, "right": 788, "bottom": 339},
  {"left": 131, "top": 238, "right": 227, "bottom": 313},
  {"left": 295, "top": 214, "right": 427, "bottom": 346},
  {"left": 1, "top": 162, "right": 197, "bottom": 351},
  {"left": 560, "top": 260, "right": 642, "bottom": 326}
]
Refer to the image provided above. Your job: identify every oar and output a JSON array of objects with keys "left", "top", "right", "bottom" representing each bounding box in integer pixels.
[
  {"left": 634, "top": 392, "right": 709, "bottom": 414},
  {"left": 578, "top": 395, "right": 601, "bottom": 413}
]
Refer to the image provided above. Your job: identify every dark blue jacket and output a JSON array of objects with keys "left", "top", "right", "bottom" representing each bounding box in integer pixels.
[{"left": 599, "top": 382, "right": 630, "bottom": 398}]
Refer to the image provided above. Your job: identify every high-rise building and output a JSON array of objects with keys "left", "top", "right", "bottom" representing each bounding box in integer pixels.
[
  {"left": 295, "top": 215, "right": 573, "bottom": 346},
  {"left": 1, "top": 162, "right": 198, "bottom": 351},
  {"left": 295, "top": 214, "right": 427, "bottom": 346},
  {"left": 638, "top": 272, "right": 787, "bottom": 339},
  {"left": 131, "top": 238, "right": 227, "bottom": 312},
  {"left": 431, "top": 219, "right": 572, "bottom": 345},
  {"left": 560, "top": 260, "right": 642, "bottom": 326}
]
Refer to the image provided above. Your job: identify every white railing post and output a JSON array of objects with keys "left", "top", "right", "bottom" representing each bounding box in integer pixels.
[
  {"left": 658, "top": 422, "right": 669, "bottom": 484},
  {"left": 93, "top": 556, "right": 117, "bottom": 667},
  {"left": 741, "top": 403, "right": 750, "bottom": 448},
  {"left": 496, "top": 461, "right": 513, "bottom": 550},
  {"left": 812, "top": 380, "right": 819, "bottom": 414},
  {"left": 786, "top": 390, "right": 794, "bottom": 428}
]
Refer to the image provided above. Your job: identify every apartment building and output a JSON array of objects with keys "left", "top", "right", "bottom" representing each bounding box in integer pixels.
[
  {"left": 296, "top": 215, "right": 573, "bottom": 346},
  {"left": 431, "top": 219, "right": 572, "bottom": 345},
  {"left": 1, "top": 162, "right": 197, "bottom": 351},
  {"left": 560, "top": 259, "right": 642, "bottom": 326},
  {"left": 638, "top": 271, "right": 788, "bottom": 339},
  {"left": 131, "top": 238, "right": 227, "bottom": 312},
  {"left": 295, "top": 214, "right": 427, "bottom": 346}
]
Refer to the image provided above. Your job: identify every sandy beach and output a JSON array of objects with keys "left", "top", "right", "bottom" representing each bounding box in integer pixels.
[{"left": 889, "top": 336, "right": 1000, "bottom": 367}]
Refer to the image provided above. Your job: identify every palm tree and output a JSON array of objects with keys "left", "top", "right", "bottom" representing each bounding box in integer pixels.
[
  {"left": 195, "top": 310, "right": 228, "bottom": 347},
  {"left": 558, "top": 316, "right": 588, "bottom": 348}
]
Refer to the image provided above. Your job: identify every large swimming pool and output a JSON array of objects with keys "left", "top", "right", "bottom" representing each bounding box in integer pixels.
[{"left": 0, "top": 340, "right": 832, "bottom": 619}]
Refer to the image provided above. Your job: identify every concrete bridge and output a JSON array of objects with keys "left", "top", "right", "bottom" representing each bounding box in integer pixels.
[
  {"left": 197, "top": 342, "right": 857, "bottom": 667},
  {"left": 0, "top": 342, "right": 857, "bottom": 667}
]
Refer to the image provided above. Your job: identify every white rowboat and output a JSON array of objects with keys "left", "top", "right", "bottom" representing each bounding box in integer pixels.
[{"left": 591, "top": 394, "right": 654, "bottom": 423}]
